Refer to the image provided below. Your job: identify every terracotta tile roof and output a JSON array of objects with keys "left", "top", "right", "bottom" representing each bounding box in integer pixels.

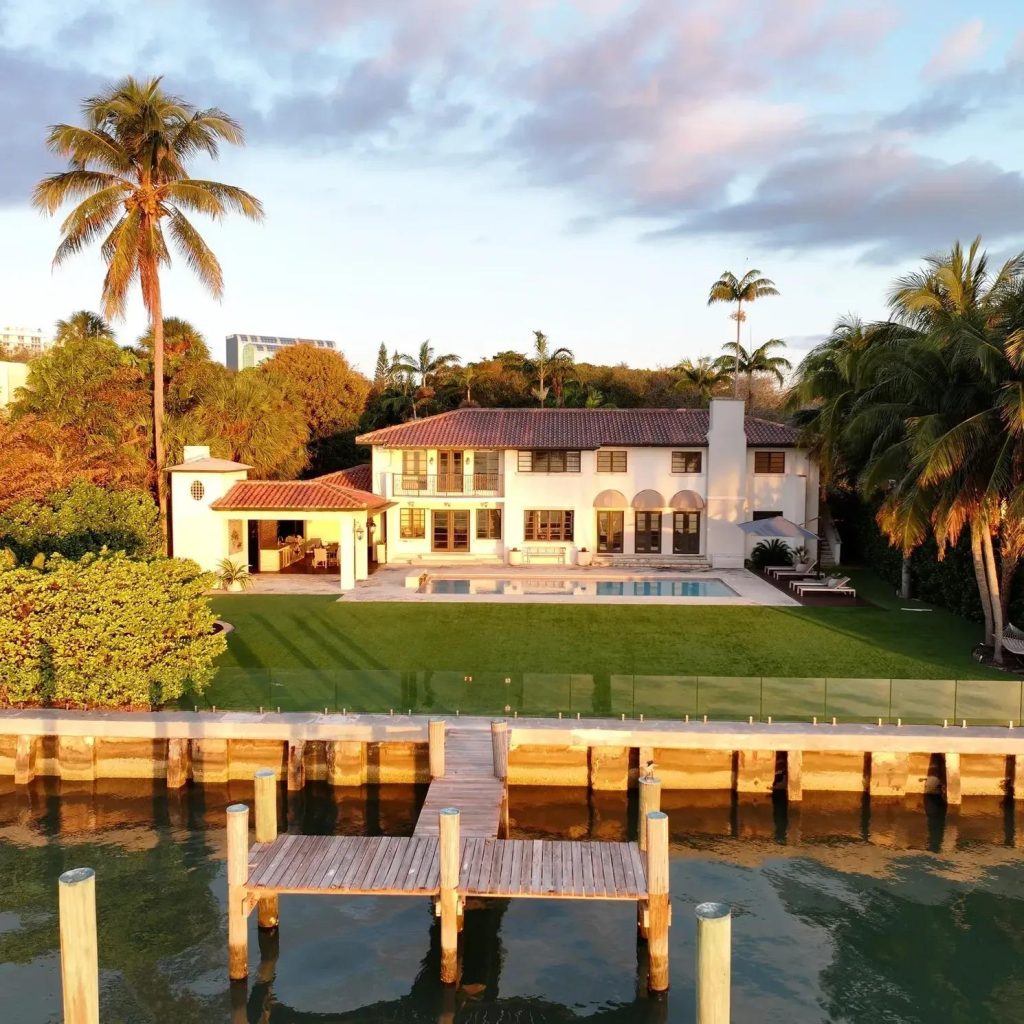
[
  {"left": 211, "top": 480, "right": 389, "bottom": 512},
  {"left": 356, "top": 408, "right": 799, "bottom": 448},
  {"left": 313, "top": 464, "right": 372, "bottom": 491}
]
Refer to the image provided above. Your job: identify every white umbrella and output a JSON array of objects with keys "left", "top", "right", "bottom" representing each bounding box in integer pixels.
[{"left": 736, "top": 516, "right": 819, "bottom": 541}]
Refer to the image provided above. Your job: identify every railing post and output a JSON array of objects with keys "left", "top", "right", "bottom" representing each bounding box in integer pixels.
[
  {"left": 439, "top": 807, "right": 461, "bottom": 984},
  {"left": 59, "top": 867, "right": 99, "bottom": 1024},
  {"left": 227, "top": 803, "right": 250, "bottom": 980},
  {"left": 696, "top": 902, "right": 731, "bottom": 1024},
  {"left": 429, "top": 719, "right": 446, "bottom": 779},
  {"left": 638, "top": 775, "right": 661, "bottom": 851},
  {"left": 491, "top": 720, "right": 508, "bottom": 780},
  {"left": 254, "top": 770, "right": 279, "bottom": 929},
  {"left": 646, "top": 811, "right": 670, "bottom": 992}
]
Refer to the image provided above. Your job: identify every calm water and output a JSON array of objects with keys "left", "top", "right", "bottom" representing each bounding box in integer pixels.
[
  {"left": 2, "top": 780, "right": 1024, "bottom": 1023},
  {"left": 427, "top": 577, "right": 736, "bottom": 597}
]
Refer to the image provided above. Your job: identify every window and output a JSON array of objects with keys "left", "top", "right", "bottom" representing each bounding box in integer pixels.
[
  {"left": 401, "top": 451, "right": 428, "bottom": 490},
  {"left": 190, "top": 480, "right": 205, "bottom": 501},
  {"left": 596, "top": 450, "right": 627, "bottom": 473},
  {"left": 476, "top": 509, "right": 502, "bottom": 539},
  {"left": 517, "top": 450, "right": 581, "bottom": 473},
  {"left": 752, "top": 510, "right": 783, "bottom": 521},
  {"left": 671, "top": 451, "right": 702, "bottom": 474},
  {"left": 634, "top": 511, "right": 661, "bottom": 553},
  {"left": 524, "top": 510, "right": 574, "bottom": 541},
  {"left": 400, "top": 508, "right": 425, "bottom": 538},
  {"left": 754, "top": 451, "right": 786, "bottom": 474},
  {"left": 473, "top": 450, "right": 500, "bottom": 487}
]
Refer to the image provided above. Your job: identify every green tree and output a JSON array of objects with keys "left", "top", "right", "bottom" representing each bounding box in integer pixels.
[
  {"left": 373, "top": 342, "right": 391, "bottom": 386},
  {"left": 716, "top": 338, "right": 792, "bottom": 409},
  {"left": 136, "top": 317, "right": 211, "bottom": 378},
  {"left": 33, "top": 76, "right": 263, "bottom": 543},
  {"left": 53, "top": 310, "right": 114, "bottom": 344},
  {"left": 707, "top": 269, "right": 779, "bottom": 396},
  {"left": 675, "top": 356, "right": 732, "bottom": 406},
  {"left": 528, "top": 330, "right": 574, "bottom": 406},
  {"left": 394, "top": 340, "right": 460, "bottom": 417}
]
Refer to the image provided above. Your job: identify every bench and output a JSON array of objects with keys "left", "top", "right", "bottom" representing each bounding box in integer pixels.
[{"left": 523, "top": 546, "right": 567, "bottom": 564}]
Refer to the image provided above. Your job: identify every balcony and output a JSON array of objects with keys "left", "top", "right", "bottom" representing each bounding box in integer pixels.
[{"left": 390, "top": 473, "right": 503, "bottom": 497}]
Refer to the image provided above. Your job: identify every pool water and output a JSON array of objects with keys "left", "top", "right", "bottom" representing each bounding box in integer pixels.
[
  {"left": 427, "top": 576, "right": 737, "bottom": 597},
  {"left": 3, "top": 780, "right": 1024, "bottom": 1022}
]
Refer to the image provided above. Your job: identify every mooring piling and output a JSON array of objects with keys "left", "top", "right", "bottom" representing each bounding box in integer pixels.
[
  {"left": 254, "top": 770, "right": 279, "bottom": 929},
  {"left": 58, "top": 867, "right": 100, "bottom": 1024},
  {"left": 438, "top": 807, "right": 461, "bottom": 984},
  {"left": 429, "top": 719, "right": 446, "bottom": 779},
  {"left": 227, "top": 803, "right": 250, "bottom": 980},
  {"left": 695, "top": 901, "right": 731, "bottom": 1024},
  {"left": 638, "top": 775, "right": 662, "bottom": 851},
  {"left": 645, "top": 811, "right": 671, "bottom": 992}
]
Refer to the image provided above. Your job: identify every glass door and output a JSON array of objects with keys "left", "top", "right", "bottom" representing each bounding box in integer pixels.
[
  {"left": 596, "top": 511, "right": 624, "bottom": 553},
  {"left": 437, "top": 451, "right": 464, "bottom": 493},
  {"left": 634, "top": 512, "right": 662, "bottom": 553},
  {"left": 672, "top": 512, "right": 700, "bottom": 554},
  {"left": 432, "top": 510, "right": 470, "bottom": 551}
]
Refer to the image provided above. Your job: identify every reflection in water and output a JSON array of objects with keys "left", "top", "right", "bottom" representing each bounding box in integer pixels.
[{"left": 3, "top": 778, "right": 1024, "bottom": 1022}]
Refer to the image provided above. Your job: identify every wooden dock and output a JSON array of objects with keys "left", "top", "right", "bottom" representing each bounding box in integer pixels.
[{"left": 226, "top": 720, "right": 671, "bottom": 990}]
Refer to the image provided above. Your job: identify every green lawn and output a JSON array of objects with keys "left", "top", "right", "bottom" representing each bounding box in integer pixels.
[{"left": 199, "top": 570, "right": 1022, "bottom": 723}]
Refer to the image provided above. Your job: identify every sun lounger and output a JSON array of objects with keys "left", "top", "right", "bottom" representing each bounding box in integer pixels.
[
  {"left": 792, "top": 576, "right": 854, "bottom": 598},
  {"left": 771, "top": 560, "right": 819, "bottom": 579}
]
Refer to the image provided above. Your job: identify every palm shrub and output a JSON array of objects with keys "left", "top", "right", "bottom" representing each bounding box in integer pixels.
[
  {"left": 0, "top": 551, "right": 224, "bottom": 707},
  {"left": 749, "top": 539, "right": 794, "bottom": 570}
]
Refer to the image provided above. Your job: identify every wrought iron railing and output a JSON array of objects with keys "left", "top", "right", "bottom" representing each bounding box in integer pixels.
[{"left": 390, "top": 473, "right": 503, "bottom": 497}]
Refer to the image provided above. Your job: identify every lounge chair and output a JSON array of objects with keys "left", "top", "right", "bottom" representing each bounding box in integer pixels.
[
  {"left": 792, "top": 575, "right": 855, "bottom": 598},
  {"left": 1004, "top": 624, "right": 1024, "bottom": 656},
  {"left": 773, "top": 560, "right": 820, "bottom": 580},
  {"left": 764, "top": 564, "right": 796, "bottom": 579}
]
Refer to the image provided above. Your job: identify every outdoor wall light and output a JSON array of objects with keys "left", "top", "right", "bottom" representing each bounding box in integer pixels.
[{"left": 355, "top": 524, "right": 365, "bottom": 541}]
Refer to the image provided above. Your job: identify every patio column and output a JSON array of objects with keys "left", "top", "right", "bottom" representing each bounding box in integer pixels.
[
  {"left": 354, "top": 517, "right": 369, "bottom": 581},
  {"left": 338, "top": 516, "right": 356, "bottom": 591}
]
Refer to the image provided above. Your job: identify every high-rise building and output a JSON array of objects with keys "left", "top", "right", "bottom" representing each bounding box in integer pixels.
[
  {"left": 225, "top": 334, "right": 336, "bottom": 370},
  {"left": 0, "top": 325, "right": 51, "bottom": 357},
  {"left": 0, "top": 360, "right": 30, "bottom": 407}
]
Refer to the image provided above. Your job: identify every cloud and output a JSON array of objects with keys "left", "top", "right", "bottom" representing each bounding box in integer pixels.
[{"left": 923, "top": 18, "right": 985, "bottom": 80}]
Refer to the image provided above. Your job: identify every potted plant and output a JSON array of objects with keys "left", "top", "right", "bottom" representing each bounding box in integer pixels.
[
  {"left": 508, "top": 547, "right": 524, "bottom": 567},
  {"left": 216, "top": 558, "right": 252, "bottom": 593},
  {"left": 576, "top": 546, "right": 593, "bottom": 567}
]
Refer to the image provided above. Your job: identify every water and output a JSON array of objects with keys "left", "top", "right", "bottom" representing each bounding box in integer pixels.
[
  {"left": 427, "top": 576, "right": 737, "bottom": 598},
  {"left": 3, "top": 779, "right": 1024, "bottom": 1022}
]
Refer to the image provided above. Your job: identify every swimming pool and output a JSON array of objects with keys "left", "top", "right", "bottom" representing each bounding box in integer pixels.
[{"left": 426, "top": 576, "right": 737, "bottom": 597}]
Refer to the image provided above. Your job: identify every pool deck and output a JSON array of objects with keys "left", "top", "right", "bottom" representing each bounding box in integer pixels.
[{"left": 337, "top": 565, "right": 798, "bottom": 605}]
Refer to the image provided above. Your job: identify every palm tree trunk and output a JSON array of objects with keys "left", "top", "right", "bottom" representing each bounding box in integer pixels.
[
  {"left": 982, "top": 524, "right": 1004, "bottom": 664},
  {"left": 733, "top": 302, "right": 742, "bottom": 398},
  {"left": 971, "top": 520, "right": 994, "bottom": 649},
  {"left": 150, "top": 280, "right": 168, "bottom": 554}
]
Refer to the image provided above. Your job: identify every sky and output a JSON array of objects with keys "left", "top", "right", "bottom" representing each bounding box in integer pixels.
[{"left": 2, "top": 0, "right": 1023, "bottom": 374}]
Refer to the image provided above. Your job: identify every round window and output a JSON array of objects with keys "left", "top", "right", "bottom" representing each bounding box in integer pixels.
[{"left": 190, "top": 480, "right": 205, "bottom": 501}]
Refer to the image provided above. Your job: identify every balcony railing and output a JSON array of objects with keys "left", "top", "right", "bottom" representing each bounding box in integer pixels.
[{"left": 390, "top": 473, "right": 503, "bottom": 497}]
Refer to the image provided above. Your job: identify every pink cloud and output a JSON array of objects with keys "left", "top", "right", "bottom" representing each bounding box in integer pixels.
[{"left": 923, "top": 18, "right": 985, "bottom": 80}]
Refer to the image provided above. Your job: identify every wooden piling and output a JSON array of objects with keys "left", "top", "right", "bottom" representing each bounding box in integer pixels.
[
  {"left": 638, "top": 775, "right": 661, "bottom": 850},
  {"left": 254, "top": 770, "right": 279, "bottom": 929},
  {"left": 943, "top": 752, "right": 962, "bottom": 806},
  {"left": 695, "top": 901, "right": 731, "bottom": 1024},
  {"left": 286, "top": 742, "right": 306, "bottom": 791},
  {"left": 786, "top": 750, "right": 803, "bottom": 802},
  {"left": 439, "top": 807, "right": 461, "bottom": 984},
  {"left": 58, "top": 867, "right": 99, "bottom": 1024},
  {"left": 645, "top": 810, "right": 670, "bottom": 992},
  {"left": 165, "top": 738, "right": 191, "bottom": 789},
  {"left": 15, "top": 735, "right": 38, "bottom": 785},
  {"left": 429, "top": 720, "right": 446, "bottom": 779},
  {"left": 227, "top": 803, "right": 250, "bottom": 980},
  {"left": 491, "top": 720, "right": 509, "bottom": 780}
]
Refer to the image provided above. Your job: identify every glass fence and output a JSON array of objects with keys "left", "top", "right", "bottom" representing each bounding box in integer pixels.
[{"left": 192, "top": 669, "right": 1024, "bottom": 726}]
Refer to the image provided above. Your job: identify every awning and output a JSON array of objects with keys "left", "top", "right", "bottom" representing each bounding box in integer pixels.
[
  {"left": 593, "top": 489, "right": 629, "bottom": 508},
  {"left": 737, "top": 516, "right": 818, "bottom": 540},
  {"left": 668, "top": 490, "right": 705, "bottom": 511},
  {"left": 631, "top": 489, "right": 666, "bottom": 510}
]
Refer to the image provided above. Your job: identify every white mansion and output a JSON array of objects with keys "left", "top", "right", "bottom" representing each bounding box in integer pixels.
[{"left": 170, "top": 398, "right": 819, "bottom": 589}]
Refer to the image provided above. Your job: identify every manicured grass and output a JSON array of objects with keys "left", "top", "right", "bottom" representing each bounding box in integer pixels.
[{"left": 199, "top": 569, "right": 1018, "bottom": 721}]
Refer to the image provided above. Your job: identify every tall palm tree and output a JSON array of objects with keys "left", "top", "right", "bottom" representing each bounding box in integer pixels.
[
  {"left": 53, "top": 310, "right": 114, "bottom": 344},
  {"left": 395, "top": 341, "right": 460, "bottom": 418},
  {"left": 675, "top": 356, "right": 731, "bottom": 406},
  {"left": 32, "top": 76, "right": 263, "bottom": 544},
  {"left": 707, "top": 270, "right": 779, "bottom": 396},
  {"left": 529, "top": 331, "right": 574, "bottom": 407},
  {"left": 716, "top": 338, "right": 792, "bottom": 409}
]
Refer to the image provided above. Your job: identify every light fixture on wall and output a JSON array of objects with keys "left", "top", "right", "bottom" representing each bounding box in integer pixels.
[{"left": 355, "top": 523, "right": 365, "bottom": 541}]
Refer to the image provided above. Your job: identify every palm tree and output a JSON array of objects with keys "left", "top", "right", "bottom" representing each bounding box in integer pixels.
[
  {"left": 716, "top": 338, "right": 792, "bottom": 409},
  {"left": 32, "top": 76, "right": 263, "bottom": 544},
  {"left": 707, "top": 270, "right": 779, "bottom": 396},
  {"left": 675, "top": 356, "right": 731, "bottom": 406},
  {"left": 529, "top": 331, "right": 574, "bottom": 407},
  {"left": 54, "top": 310, "right": 114, "bottom": 344},
  {"left": 395, "top": 341, "right": 460, "bottom": 418}
]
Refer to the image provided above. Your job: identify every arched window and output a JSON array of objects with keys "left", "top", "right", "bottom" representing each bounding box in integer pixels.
[{"left": 190, "top": 480, "right": 205, "bottom": 501}]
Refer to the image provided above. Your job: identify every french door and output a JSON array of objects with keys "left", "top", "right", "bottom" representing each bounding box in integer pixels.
[
  {"left": 672, "top": 512, "right": 700, "bottom": 554},
  {"left": 437, "top": 450, "right": 464, "bottom": 493},
  {"left": 432, "top": 510, "right": 470, "bottom": 551},
  {"left": 596, "top": 511, "right": 624, "bottom": 553},
  {"left": 634, "top": 512, "right": 662, "bottom": 553}
]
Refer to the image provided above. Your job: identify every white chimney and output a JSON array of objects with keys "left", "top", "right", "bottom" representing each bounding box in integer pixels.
[{"left": 183, "top": 445, "right": 211, "bottom": 462}]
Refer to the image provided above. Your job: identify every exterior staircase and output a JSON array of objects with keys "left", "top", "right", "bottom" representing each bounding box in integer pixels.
[{"left": 818, "top": 506, "right": 842, "bottom": 569}]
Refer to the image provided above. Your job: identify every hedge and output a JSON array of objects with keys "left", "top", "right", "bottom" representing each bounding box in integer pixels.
[{"left": 0, "top": 552, "right": 225, "bottom": 708}]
